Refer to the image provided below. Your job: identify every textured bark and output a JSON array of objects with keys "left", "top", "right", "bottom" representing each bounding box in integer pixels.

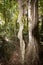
[
  {"left": 17, "top": 0, "right": 25, "bottom": 64},
  {"left": 25, "top": 0, "right": 39, "bottom": 65}
]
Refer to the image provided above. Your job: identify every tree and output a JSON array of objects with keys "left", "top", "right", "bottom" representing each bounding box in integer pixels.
[
  {"left": 17, "top": 0, "right": 25, "bottom": 64},
  {"left": 25, "top": 0, "right": 40, "bottom": 65}
]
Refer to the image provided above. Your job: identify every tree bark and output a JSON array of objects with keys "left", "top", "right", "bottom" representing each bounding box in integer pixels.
[
  {"left": 17, "top": 0, "right": 25, "bottom": 64},
  {"left": 25, "top": 0, "right": 39, "bottom": 65}
]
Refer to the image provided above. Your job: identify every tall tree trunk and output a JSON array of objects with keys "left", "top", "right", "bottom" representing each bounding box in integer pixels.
[
  {"left": 17, "top": 0, "right": 25, "bottom": 64},
  {"left": 25, "top": 0, "right": 39, "bottom": 65}
]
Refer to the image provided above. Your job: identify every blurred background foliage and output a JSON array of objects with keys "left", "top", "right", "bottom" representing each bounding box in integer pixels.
[{"left": 38, "top": 0, "right": 43, "bottom": 45}]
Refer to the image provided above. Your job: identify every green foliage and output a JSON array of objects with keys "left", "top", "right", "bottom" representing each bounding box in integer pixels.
[
  {"left": 38, "top": 0, "right": 43, "bottom": 15},
  {"left": 0, "top": 0, "right": 18, "bottom": 38},
  {"left": 0, "top": 0, "right": 18, "bottom": 61},
  {"left": 38, "top": 0, "right": 43, "bottom": 45}
]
